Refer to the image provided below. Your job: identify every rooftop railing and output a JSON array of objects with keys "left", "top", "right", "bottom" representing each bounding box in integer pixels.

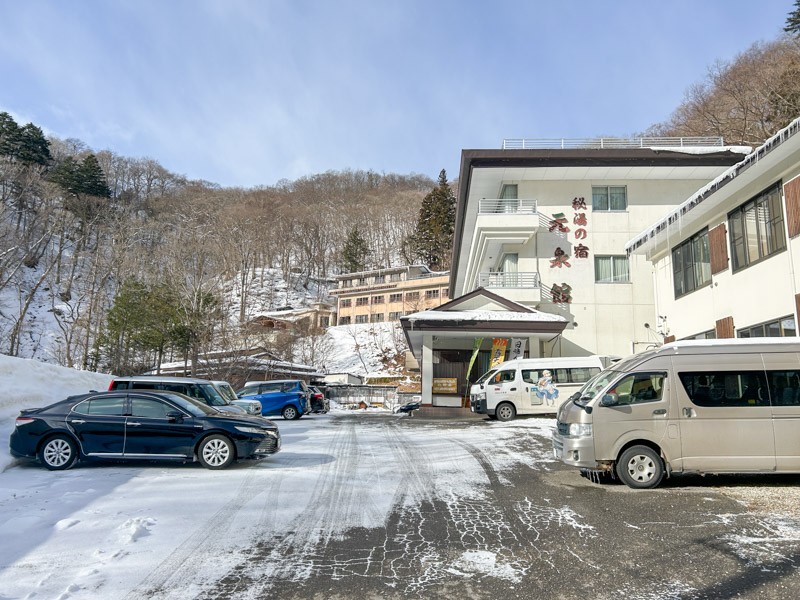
[
  {"left": 478, "top": 198, "right": 537, "bottom": 214},
  {"left": 502, "top": 137, "right": 724, "bottom": 150}
]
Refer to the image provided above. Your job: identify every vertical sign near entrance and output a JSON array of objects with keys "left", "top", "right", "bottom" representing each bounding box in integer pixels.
[
  {"left": 489, "top": 338, "right": 508, "bottom": 368},
  {"left": 464, "top": 337, "right": 484, "bottom": 408},
  {"left": 509, "top": 338, "right": 526, "bottom": 361}
]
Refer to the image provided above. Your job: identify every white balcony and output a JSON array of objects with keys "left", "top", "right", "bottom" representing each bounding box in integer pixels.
[
  {"left": 478, "top": 198, "right": 537, "bottom": 214},
  {"left": 478, "top": 272, "right": 540, "bottom": 288}
]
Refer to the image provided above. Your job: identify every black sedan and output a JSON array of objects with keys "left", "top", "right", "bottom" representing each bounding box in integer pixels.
[{"left": 9, "top": 390, "right": 281, "bottom": 470}]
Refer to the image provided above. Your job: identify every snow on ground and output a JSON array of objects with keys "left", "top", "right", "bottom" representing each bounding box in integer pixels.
[{"left": 0, "top": 354, "right": 111, "bottom": 471}]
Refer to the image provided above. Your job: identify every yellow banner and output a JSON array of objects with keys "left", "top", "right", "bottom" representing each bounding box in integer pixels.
[{"left": 489, "top": 338, "right": 508, "bottom": 368}]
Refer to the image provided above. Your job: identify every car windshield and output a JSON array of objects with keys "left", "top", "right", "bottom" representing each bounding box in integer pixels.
[
  {"left": 215, "top": 383, "right": 237, "bottom": 403},
  {"left": 574, "top": 370, "right": 622, "bottom": 406},
  {"left": 198, "top": 384, "right": 230, "bottom": 407},
  {"left": 475, "top": 369, "right": 498, "bottom": 385},
  {"left": 160, "top": 393, "right": 217, "bottom": 416}
]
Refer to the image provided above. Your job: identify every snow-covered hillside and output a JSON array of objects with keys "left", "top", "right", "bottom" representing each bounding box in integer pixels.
[{"left": 323, "top": 321, "right": 407, "bottom": 376}]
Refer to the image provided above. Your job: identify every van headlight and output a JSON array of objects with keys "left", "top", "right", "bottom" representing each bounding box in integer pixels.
[{"left": 568, "top": 423, "right": 592, "bottom": 437}]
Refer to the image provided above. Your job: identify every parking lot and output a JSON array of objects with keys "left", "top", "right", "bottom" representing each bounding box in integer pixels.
[{"left": 1, "top": 412, "right": 799, "bottom": 600}]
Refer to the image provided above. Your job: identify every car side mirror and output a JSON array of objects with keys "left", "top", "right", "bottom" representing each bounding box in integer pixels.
[
  {"left": 600, "top": 393, "right": 618, "bottom": 407},
  {"left": 166, "top": 411, "right": 184, "bottom": 423},
  {"left": 568, "top": 392, "right": 580, "bottom": 402}
]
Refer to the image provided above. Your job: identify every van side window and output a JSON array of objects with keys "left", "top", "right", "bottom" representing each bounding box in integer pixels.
[
  {"left": 554, "top": 369, "right": 569, "bottom": 384},
  {"left": 767, "top": 371, "right": 800, "bottom": 405},
  {"left": 493, "top": 370, "right": 516, "bottom": 384},
  {"left": 570, "top": 367, "right": 601, "bottom": 383},
  {"left": 678, "top": 371, "right": 769, "bottom": 407},
  {"left": 521, "top": 370, "right": 540, "bottom": 384},
  {"left": 611, "top": 373, "right": 666, "bottom": 404},
  {"left": 260, "top": 383, "right": 281, "bottom": 394}
]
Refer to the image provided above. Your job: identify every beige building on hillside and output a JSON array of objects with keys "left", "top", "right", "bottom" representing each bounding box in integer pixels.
[{"left": 332, "top": 265, "right": 449, "bottom": 325}]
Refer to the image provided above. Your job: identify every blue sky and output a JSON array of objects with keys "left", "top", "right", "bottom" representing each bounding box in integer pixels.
[{"left": 0, "top": 1, "right": 793, "bottom": 187}]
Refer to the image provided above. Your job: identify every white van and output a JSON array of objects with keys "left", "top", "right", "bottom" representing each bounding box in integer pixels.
[
  {"left": 552, "top": 339, "right": 800, "bottom": 489},
  {"left": 469, "top": 356, "right": 617, "bottom": 421}
]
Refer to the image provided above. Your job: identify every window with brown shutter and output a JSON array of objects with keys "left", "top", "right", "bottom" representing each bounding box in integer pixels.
[
  {"left": 786, "top": 178, "right": 800, "bottom": 238},
  {"left": 715, "top": 316, "right": 735, "bottom": 339},
  {"left": 708, "top": 223, "right": 728, "bottom": 274}
]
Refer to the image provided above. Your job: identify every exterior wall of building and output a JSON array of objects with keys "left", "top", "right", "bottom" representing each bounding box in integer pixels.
[
  {"left": 334, "top": 273, "right": 450, "bottom": 325},
  {"left": 652, "top": 168, "right": 800, "bottom": 340},
  {"left": 475, "top": 178, "right": 716, "bottom": 357}
]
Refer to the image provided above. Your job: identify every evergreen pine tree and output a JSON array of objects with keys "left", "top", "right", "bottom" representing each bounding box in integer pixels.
[
  {"left": 78, "top": 153, "right": 112, "bottom": 197},
  {"left": 786, "top": 0, "right": 800, "bottom": 36},
  {"left": 406, "top": 169, "right": 456, "bottom": 270},
  {"left": 17, "top": 123, "right": 51, "bottom": 166},
  {"left": 341, "top": 226, "right": 371, "bottom": 273},
  {"left": 0, "top": 112, "right": 21, "bottom": 158}
]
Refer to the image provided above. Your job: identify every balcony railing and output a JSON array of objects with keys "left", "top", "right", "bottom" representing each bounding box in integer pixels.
[
  {"left": 478, "top": 272, "right": 540, "bottom": 289},
  {"left": 478, "top": 198, "right": 537, "bottom": 214},
  {"left": 502, "top": 136, "right": 724, "bottom": 150}
]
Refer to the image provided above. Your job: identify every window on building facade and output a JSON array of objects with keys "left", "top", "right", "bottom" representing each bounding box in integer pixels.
[
  {"left": 406, "top": 291, "right": 419, "bottom": 300},
  {"left": 320, "top": 316, "right": 329, "bottom": 328},
  {"left": 442, "top": 289, "right": 449, "bottom": 298},
  {"left": 355, "top": 315, "right": 368, "bottom": 324},
  {"left": 341, "top": 280, "right": 351, "bottom": 288},
  {"left": 358, "top": 278, "right": 367, "bottom": 286},
  {"left": 737, "top": 316, "right": 796, "bottom": 338},
  {"left": 594, "top": 255, "right": 630, "bottom": 283},
  {"left": 374, "top": 275, "right": 385, "bottom": 283},
  {"left": 672, "top": 229, "right": 711, "bottom": 299},
  {"left": 682, "top": 329, "right": 716, "bottom": 341},
  {"left": 370, "top": 313, "right": 384, "bottom": 323},
  {"left": 339, "top": 316, "right": 351, "bottom": 325},
  {"left": 372, "top": 295, "right": 384, "bottom": 304},
  {"left": 389, "top": 311, "right": 403, "bottom": 320},
  {"left": 592, "top": 186, "right": 627, "bottom": 211},
  {"left": 356, "top": 297, "right": 369, "bottom": 306},
  {"left": 389, "top": 293, "right": 403, "bottom": 303},
  {"left": 390, "top": 273, "right": 401, "bottom": 282},
  {"left": 500, "top": 183, "right": 518, "bottom": 199},
  {"left": 340, "top": 299, "right": 352, "bottom": 308},
  {"left": 425, "top": 289, "right": 440, "bottom": 299},
  {"left": 729, "top": 183, "right": 785, "bottom": 272}
]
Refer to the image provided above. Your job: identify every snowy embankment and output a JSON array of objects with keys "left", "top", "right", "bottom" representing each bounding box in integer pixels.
[
  {"left": 324, "top": 321, "right": 405, "bottom": 376},
  {"left": 0, "top": 354, "right": 111, "bottom": 470}
]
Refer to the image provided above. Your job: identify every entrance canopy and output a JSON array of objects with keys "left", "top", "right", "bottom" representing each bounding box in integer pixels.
[
  {"left": 401, "top": 288, "right": 567, "bottom": 360},
  {"left": 400, "top": 288, "right": 568, "bottom": 407}
]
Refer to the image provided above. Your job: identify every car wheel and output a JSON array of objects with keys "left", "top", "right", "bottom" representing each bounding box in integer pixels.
[
  {"left": 616, "top": 445, "right": 664, "bottom": 489},
  {"left": 39, "top": 435, "right": 78, "bottom": 471},
  {"left": 495, "top": 402, "right": 516, "bottom": 422},
  {"left": 198, "top": 435, "right": 235, "bottom": 469},
  {"left": 282, "top": 405, "right": 299, "bottom": 420}
]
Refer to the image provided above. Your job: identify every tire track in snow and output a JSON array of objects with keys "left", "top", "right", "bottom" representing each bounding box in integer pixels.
[{"left": 124, "top": 454, "right": 304, "bottom": 600}]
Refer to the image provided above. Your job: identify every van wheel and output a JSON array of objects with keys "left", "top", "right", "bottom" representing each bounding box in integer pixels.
[
  {"left": 282, "top": 405, "right": 299, "bottom": 420},
  {"left": 495, "top": 402, "right": 516, "bottom": 422},
  {"left": 617, "top": 445, "right": 664, "bottom": 489}
]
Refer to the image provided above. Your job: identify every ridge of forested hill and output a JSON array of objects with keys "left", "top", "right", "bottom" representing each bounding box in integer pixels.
[{"left": 1, "top": 112, "right": 435, "bottom": 373}]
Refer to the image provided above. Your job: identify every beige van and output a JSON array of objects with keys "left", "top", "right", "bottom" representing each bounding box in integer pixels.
[{"left": 552, "top": 339, "right": 800, "bottom": 488}]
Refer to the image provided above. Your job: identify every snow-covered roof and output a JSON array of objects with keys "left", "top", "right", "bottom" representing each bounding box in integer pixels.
[
  {"left": 404, "top": 309, "right": 566, "bottom": 323},
  {"left": 626, "top": 116, "right": 800, "bottom": 256},
  {"left": 335, "top": 264, "right": 449, "bottom": 279}
]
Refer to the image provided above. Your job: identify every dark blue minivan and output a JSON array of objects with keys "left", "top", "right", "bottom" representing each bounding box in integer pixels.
[{"left": 236, "top": 380, "right": 311, "bottom": 420}]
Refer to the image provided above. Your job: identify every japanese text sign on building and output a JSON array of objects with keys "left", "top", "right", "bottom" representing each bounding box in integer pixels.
[
  {"left": 550, "top": 247, "right": 571, "bottom": 268},
  {"left": 432, "top": 378, "right": 458, "bottom": 394},
  {"left": 548, "top": 213, "right": 570, "bottom": 233},
  {"left": 551, "top": 283, "right": 573, "bottom": 304},
  {"left": 572, "top": 197, "right": 589, "bottom": 247}
]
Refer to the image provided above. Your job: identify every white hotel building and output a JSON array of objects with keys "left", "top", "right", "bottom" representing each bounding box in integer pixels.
[{"left": 403, "top": 137, "right": 748, "bottom": 406}]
